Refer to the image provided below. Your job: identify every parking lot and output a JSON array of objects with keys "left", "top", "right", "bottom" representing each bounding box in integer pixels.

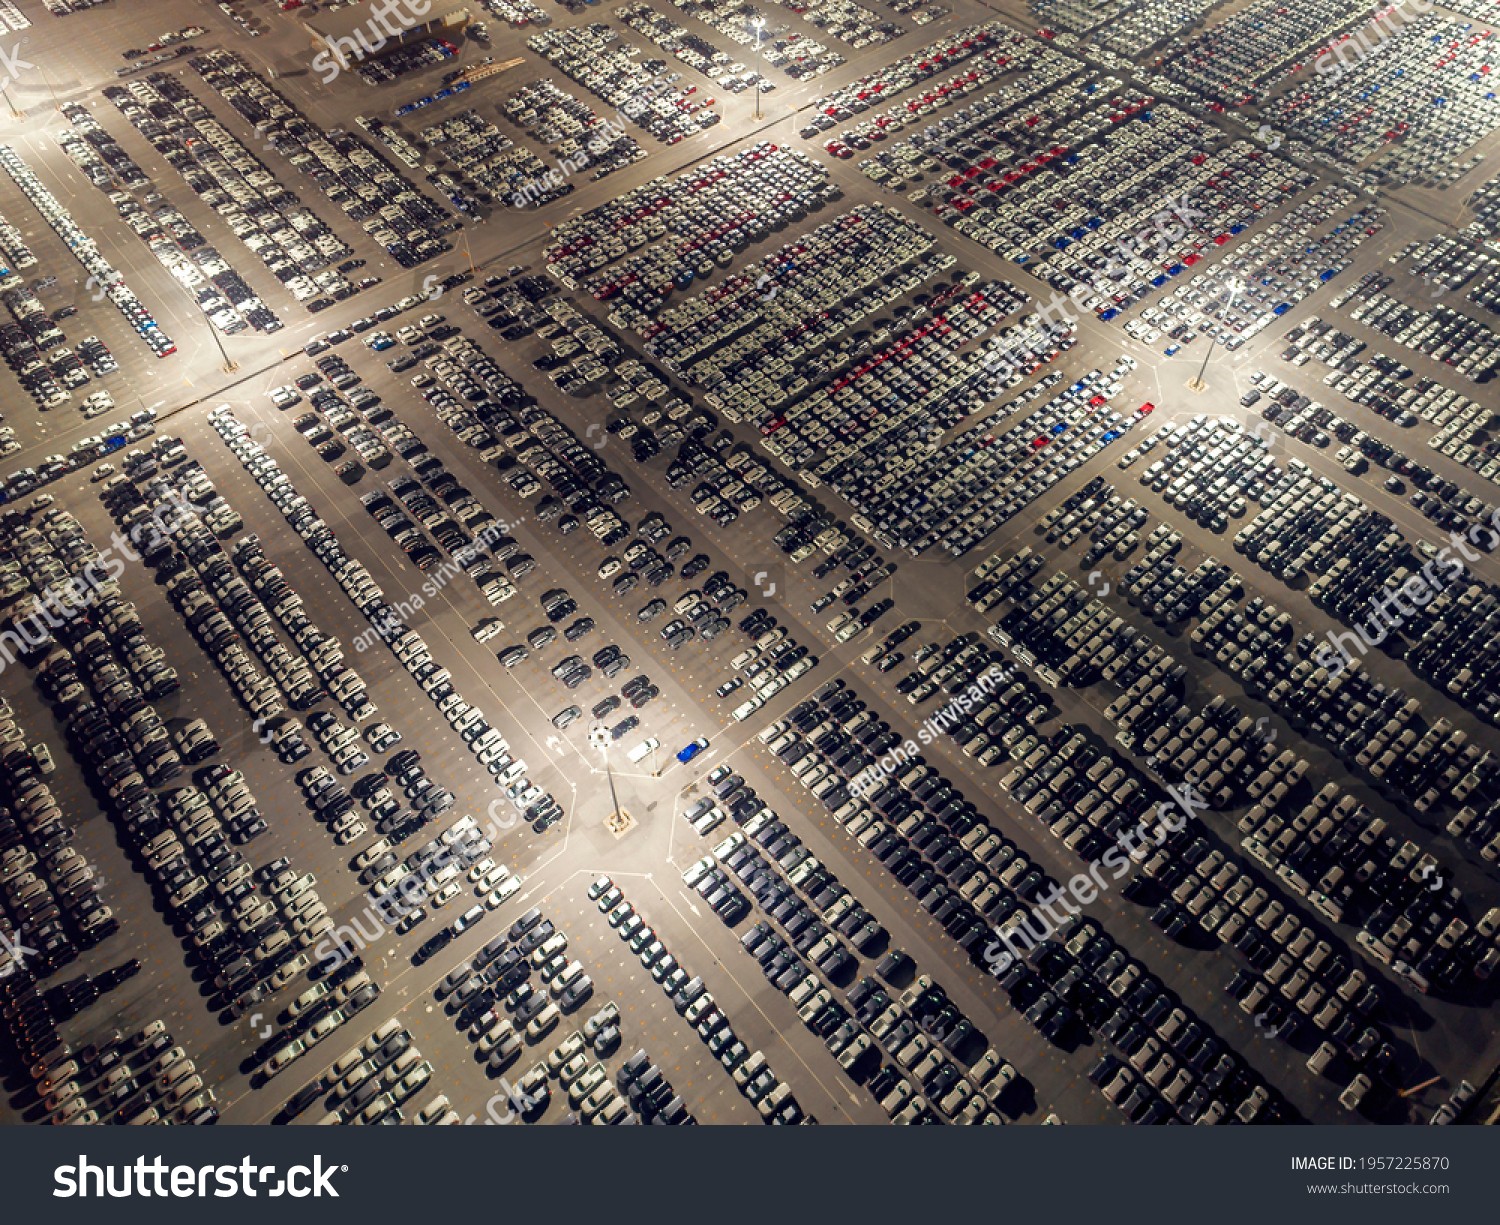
[{"left": 2, "top": 0, "right": 1499, "bottom": 1131}]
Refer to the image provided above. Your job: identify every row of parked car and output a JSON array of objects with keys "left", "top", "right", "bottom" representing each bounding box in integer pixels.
[
  {"left": 1207, "top": 437, "right": 1500, "bottom": 721},
  {"left": 850, "top": 32, "right": 1068, "bottom": 178},
  {"left": 1158, "top": 0, "right": 1347, "bottom": 106},
  {"left": 1267, "top": 10, "right": 1496, "bottom": 188},
  {"left": 399, "top": 316, "right": 633, "bottom": 511},
  {"left": 89, "top": 78, "right": 347, "bottom": 324},
  {"left": 33, "top": 1019, "right": 215, "bottom": 1125},
  {"left": 1332, "top": 270, "right": 1500, "bottom": 383},
  {"left": 415, "top": 107, "right": 560, "bottom": 216},
  {"left": 972, "top": 511, "right": 1498, "bottom": 1089},
  {"left": 767, "top": 673, "right": 1292, "bottom": 1122},
  {"left": 1127, "top": 498, "right": 1500, "bottom": 835},
  {"left": 35, "top": 480, "right": 338, "bottom": 1021},
  {"left": 134, "top": 455, "right": 380, "bottom": 744},
  {"left": 300, "top": 1021, "right": 435, "bottom": 1125},
  {"left": 527, "top": 23, "right": 722, "bottom": 146},
  {"left": 544, "top": 141, "right": 834, "bottom": 309},
  {"left": 436, "top": 906, "right": 602, "bottom": 1098},
  {"left": 645, "top": 431, "right": 776, "bottom": 522},
  {"left": 984, "top": 495, "right": 1496, "bottom": 965},
  {"left": 372, "top": 805, "right": 521, "bottom": 948},
  {"left": 1255, "top": 362, "right": 1493, "bottom": 538},
  {"left": 259, "top": 953, "right": 382, "bottom": 1081},
  {"left": 633, "top": 203, "right": 946, "bottom": 399},
  {"left": 0, "top": 146, "right": 174, "bottom": 358},
  {"left": 210, "top": 409, "right": 566, "bottom": 846},
  {"left": 642, "top": 0, "right": 841, "bottom": 82},
  {"left": 502, "top": 78, "right": 646, "bottom": 185},
  {"left": 686, "top": 755, "right": 1020, "bottom": 1124},
  {"left": 799, "top": 21, "right": 1013, "bottom": 137},
  {"left": 691, "top": 752, "right": 1014, "bottom": 1124},
  {"left": 193, "top": 49, "right": 455, "bottom": 271},
  {"left": 597, "top": 881, "right": 808, "bottom": 1123},
  {"left": 1311, "top": 368, "right": 1500, "bottom": 522},
  {"left": 808, "top": 349, "right": 1138, "bottom": 557},
  {"left": 26, "top": 500, "right": 186, "bottom": 758},
  {"left": 0, "top": 405, "right": 153, "bottom": 504},
  {"left": 609, "top": 2, "right": 766, "bottom": 96},
  {"left": 928, "top": 96, "right": 1292, "bottom": 335},
  {"left": 0, "top": 280, "right": 81, "bottom": 410},
  {"left": 1161, "top": 185, "right": 1381, "bottom": 353},
  {"left": 855, "top": 970, "right": 1018, "bottom": 1124},
  {"left": 0, "top": 697, "right": 116, "bottom": 977}
]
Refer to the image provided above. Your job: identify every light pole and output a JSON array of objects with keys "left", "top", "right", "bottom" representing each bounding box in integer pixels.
[
  {"left": 461, "top": 224, "right": 477, "bottom": 273},
  {"left": 1188, "top": 275, "right": 1243, "bottom": 392},
  {"left": 753, "top": 18, "right": 766, "bottom": 121},
  {"left": 179, "top": 138, "right": 239, "bottom": 373},
  {"left": 38, "top": 62, "right": 59, "bottom": 112},
  {"left": 590, "top": 726, "right": 624, "bottom": 831}
]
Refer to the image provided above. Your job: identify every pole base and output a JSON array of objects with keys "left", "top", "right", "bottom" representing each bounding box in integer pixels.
[
  {"left": 1185, "top": 378, "right": 1208, "bottom": 393},
  {"left": 605, "top": 808, "right": 636, "bottom": 838}
]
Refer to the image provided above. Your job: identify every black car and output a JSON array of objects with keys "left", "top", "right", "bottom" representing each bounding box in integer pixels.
[
  {"left": 94, "top": 960, "right": 141, "bottom": 991},
  {"left": 414, "top": 929, "right": 455, "bottom": 964}
]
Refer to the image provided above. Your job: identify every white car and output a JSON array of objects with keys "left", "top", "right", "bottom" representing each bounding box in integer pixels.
[
  {"left": 330, "top": 811, "right": 368, "bottom": 845},
  {"left": 487, "top": 875, "right": 522, "bottom": 907},
  {"left": 470, "top": 618, "right": 506, "bottom": 643},
  {"left": 827, "top": 613, "right": 861, "bottom": 642},
  {"left": 475, "top": 865, "right": 511, "bottom": 895}
]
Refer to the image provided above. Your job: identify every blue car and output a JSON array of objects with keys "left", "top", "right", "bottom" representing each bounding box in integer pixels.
[{"left": 676, "top": 738, "right": 709, "bottom": 764}]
